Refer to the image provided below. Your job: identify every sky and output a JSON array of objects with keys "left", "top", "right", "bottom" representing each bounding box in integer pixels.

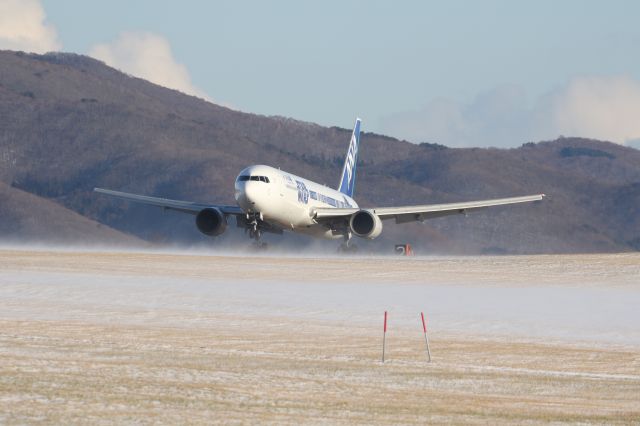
[{"left": 2, "top": 0, "right": 640, "bottom": 148}]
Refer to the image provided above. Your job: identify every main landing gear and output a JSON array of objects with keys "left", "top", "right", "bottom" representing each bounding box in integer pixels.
[{"left": 337, "top": 232, "right": 357, "bottom": 254}]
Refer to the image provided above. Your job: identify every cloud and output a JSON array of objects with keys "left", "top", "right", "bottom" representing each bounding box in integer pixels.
[
  {"left": 379, "top": 76, "right": 640, "bottom": 147},
  {"left": 544, "top": 76, "right": 640, "bottom": 145},
  {"left": 89, "top": 32, "right": 209, "bottom": 100},
  {"left": 0, "top": 0, "right": 61, "bottom": 53}
]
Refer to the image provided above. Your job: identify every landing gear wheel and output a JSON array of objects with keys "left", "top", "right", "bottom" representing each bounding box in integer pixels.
[
  {"left": 248, "top": 226, "right": 266, "bottom": 251},
  {"left": 338, "top": 242, "right": 358, "bottom": 254},
  {"left": 249, "top": 241, "right": 268, "bottom": 251},
  {"left": 249, "top": 226, "right": 262, "bottom": 241}
]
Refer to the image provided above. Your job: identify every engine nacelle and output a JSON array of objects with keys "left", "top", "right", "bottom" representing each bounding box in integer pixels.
[
  {"left": 195, "top": 208, "right": 227, "bottom": 236},
  {"left": 349, "top": 210, "right": 383, "bottom": 239}
]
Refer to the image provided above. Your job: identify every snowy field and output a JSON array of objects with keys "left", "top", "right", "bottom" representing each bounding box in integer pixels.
[{"left": 0, "top": 248, "right": 639, "bottom": 424}]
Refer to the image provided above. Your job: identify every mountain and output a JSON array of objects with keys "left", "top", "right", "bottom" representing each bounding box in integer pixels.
[
  {"left": 0, "top": 181, "right": 143, "bottom": 245},
  {"left": 0, "top": 50, "right": 639, "bottom": 253}
]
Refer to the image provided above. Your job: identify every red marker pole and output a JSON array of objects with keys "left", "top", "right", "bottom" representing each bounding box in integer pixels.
[
  {"left": 382, "top": 311, "right": 388, "bottom": 363},
  {"left": 421, "top": 312, "right": 432, "bottom": 362}
]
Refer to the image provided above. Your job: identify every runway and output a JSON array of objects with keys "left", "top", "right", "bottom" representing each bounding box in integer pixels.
[{"left": 1, "top": 249, "right": 639, "bottom": 424}]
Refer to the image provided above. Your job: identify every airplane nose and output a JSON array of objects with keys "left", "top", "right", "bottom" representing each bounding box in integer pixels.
[
  {"left": 235, "top": 182, "right": 259, "bottom": 210},
  {"left": 244, "top": 183, "right": 257, "bottom": 204}
]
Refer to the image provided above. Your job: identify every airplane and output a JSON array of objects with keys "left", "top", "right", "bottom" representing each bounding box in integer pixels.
[{"left": 95, "top": 118, "right": 544, "bottom": 251}]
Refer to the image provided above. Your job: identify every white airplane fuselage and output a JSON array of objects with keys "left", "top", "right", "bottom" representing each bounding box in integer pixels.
[{"left": 234, "top": 165, "right": 358, "bottom": 240}]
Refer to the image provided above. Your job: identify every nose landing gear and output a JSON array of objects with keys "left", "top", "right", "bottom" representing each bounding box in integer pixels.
[{"left": 247, "top": 212, "right": 268, "bottom": 250}]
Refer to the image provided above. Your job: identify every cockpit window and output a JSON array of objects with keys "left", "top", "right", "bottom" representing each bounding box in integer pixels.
[{"left": 238, "top": 175, "right": 270, "bottom": 183}]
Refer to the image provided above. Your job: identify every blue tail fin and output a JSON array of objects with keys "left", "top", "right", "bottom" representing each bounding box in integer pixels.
[{"left": 337, "top": 118, "right": 361, "bottom": 198}]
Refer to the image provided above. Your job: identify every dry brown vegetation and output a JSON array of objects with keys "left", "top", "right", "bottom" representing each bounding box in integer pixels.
[{"left": 1, "top": 318, "right": 639, "bottom": 425}]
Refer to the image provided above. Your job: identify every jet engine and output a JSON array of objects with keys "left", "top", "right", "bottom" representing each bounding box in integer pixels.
[
  {"left": 349, "top": 210, "right": 383, "bottom": 239},
  {"left": 195, "top": 208, "right": 227, "bottom": 236}
]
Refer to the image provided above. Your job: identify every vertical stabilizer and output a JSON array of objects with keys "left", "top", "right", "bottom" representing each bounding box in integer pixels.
[{"left": 337, "top": 118, "right": 361, "bottom": 198}]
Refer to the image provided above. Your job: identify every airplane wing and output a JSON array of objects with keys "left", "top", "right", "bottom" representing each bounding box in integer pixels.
[
  {"left": 313, "top": 194, "right": 545, "bottom": 224},
  {"left": 94, "top": 188, "right": 244, "bottom": 215}
]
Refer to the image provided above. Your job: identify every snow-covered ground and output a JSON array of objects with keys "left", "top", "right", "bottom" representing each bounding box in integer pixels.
[
  {"left": 1, "top": 250, "right": 639, "bottom": 347},
  {"left": 1, "top": 249, "right": 639, "bottom": 424}
]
